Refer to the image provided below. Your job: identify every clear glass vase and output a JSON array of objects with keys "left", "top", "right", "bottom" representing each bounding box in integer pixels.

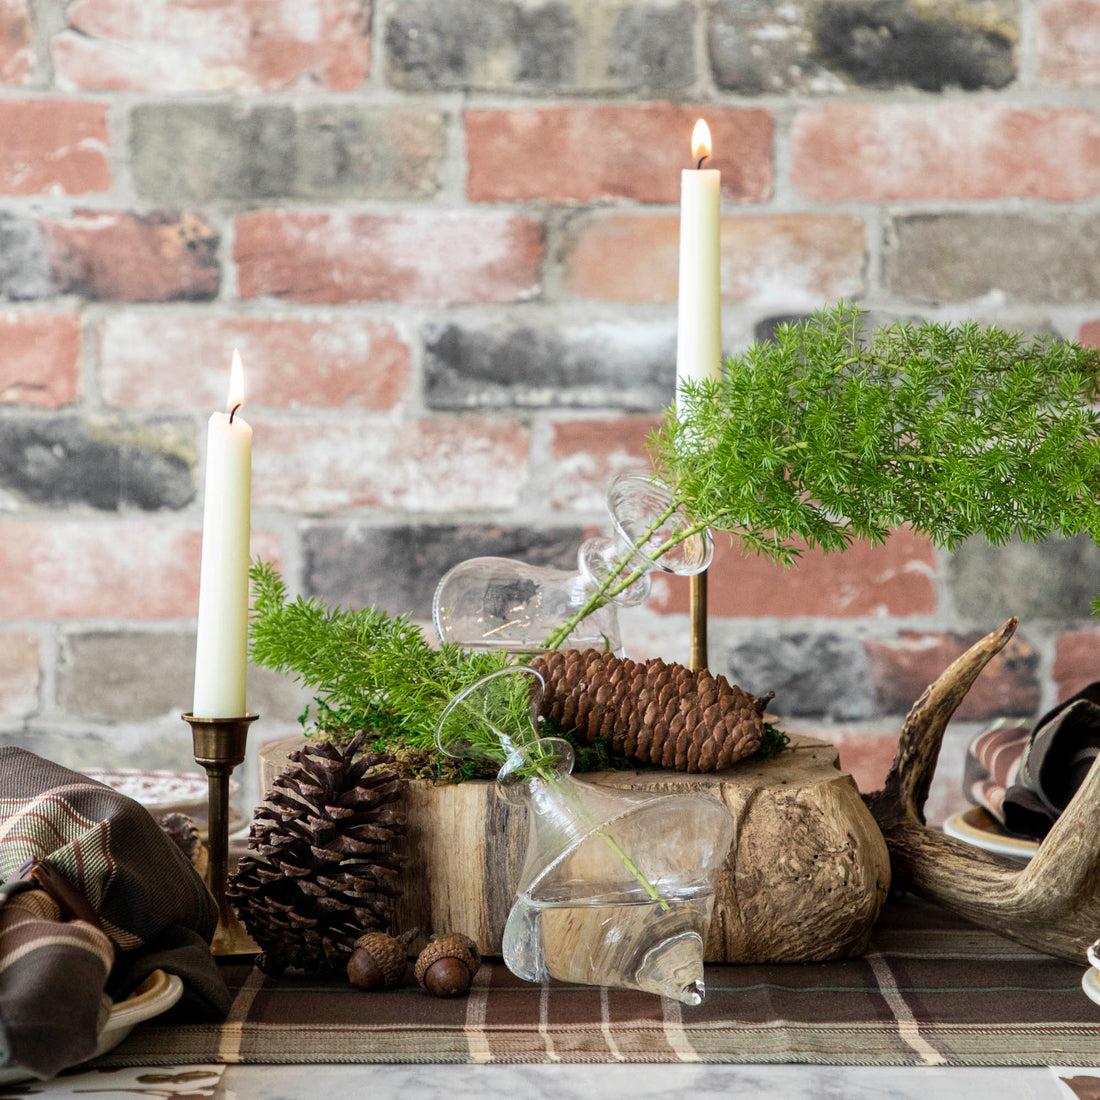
[
  {"left": 432, "top": 474, "right": 713, "bottom": 656},
  {"left": 437, "top": 665, "right": 734, "bottom": 1005}
]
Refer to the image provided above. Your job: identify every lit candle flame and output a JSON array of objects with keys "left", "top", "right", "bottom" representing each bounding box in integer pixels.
[
  {"left": 692, "top": 118, "right": 712, "bottom": 166},
  {"left": 227, "top": 348, "right": 245, "bottom": 418}
]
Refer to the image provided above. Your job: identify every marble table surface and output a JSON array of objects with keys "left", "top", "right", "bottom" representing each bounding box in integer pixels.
[{"left": 33, "top": 1062, "right": 1100, "bottom": 1099}]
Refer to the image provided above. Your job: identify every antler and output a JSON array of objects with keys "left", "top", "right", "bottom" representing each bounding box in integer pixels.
[{"left": 865, "top": 618, "right": 1100, "bottom": 963}]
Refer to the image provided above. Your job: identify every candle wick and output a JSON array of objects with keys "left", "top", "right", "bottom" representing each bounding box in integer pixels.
[
  {"left": 696, "top": 153, "right": 710, "bottom": 170},
  {"left": 229, "top": 402, "right": 242, "bottom": 424}
]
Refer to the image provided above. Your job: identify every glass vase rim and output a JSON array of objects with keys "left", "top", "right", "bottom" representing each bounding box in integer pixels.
[
  {"left": 604, "top": 474, "right": 713, "bottom": 575},
  {"left": 435, "top": 664, "right": 546, "bottom": 760}
]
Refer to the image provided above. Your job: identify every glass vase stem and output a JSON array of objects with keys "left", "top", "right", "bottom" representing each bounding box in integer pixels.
[{"left": 541, "top": 514, "right": 711, "bottom": 652}]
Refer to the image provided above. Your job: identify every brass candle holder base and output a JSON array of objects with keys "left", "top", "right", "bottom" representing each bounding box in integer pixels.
[{"left": 184, "top": 711, "right": 259, "bottom": 957}]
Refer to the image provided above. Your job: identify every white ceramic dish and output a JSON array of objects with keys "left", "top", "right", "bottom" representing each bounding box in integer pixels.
[
  {"left": 82, "top": 767, "right": 212, "bottom": 812},
  {"left": 0, "top": 967, "right": 183, "bottom": 1084},
  {"left": 81, "top": 767, "right": 243, "bottom": 835},
  {"left": 1082, "top": 966, "right": 1100, "bottom": 1006},
  {"left": 942, "top": 805, "right": 1038, "bottom": 861}
]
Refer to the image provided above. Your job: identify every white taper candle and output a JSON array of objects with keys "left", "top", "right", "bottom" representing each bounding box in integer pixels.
[
  {"left": 192, "top": 349, "right": 252, "bottom": 719},
  {"left": 675, "top": 118, "right": 722, "bottom": 403}
]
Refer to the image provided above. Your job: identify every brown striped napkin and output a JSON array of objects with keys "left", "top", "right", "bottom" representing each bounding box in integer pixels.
[
  {"left": 965, "top": 682, "right": 1100, "bottom": 838},
  {"left": 0, "top": 747, "right": 230, "bottom": 1079}
]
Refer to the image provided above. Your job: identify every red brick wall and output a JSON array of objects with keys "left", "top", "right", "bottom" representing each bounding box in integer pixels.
[{"left": 2, "top": 0, "right": 1099, "bottom": 820}]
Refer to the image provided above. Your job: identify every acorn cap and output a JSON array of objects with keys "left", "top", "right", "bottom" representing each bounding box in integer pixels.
[
  {"left": 349, "top": 931, "right": 408, "bottom": 989},
  {"left": 414, "top": 932, "right": 481, "bottom": 988}
]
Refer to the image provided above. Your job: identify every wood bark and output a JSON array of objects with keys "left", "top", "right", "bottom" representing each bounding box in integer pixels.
[{"left": 260, "top": 732, "right": 891, "bottom": 963}]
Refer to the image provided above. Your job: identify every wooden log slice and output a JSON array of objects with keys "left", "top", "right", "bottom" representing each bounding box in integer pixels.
[{"left": 258, "top": 732, "right": 890, "bottom": 963}]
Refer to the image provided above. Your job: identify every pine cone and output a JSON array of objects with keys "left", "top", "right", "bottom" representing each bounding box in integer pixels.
[
  {"left": 531, "top": 649, "right": 774, "bottom": 773},
  {"left": 227, "top": 732, "right": 406, "bottom": 974}
]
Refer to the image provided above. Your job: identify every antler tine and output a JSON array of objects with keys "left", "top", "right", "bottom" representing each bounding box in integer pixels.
[
  {"left": 874, "top": 618, "right": 1018, "bottom": 825},
  {"left": 863, "top": 616, "right": 1100, "bottom": 963},
  {"left": 1017, "top": 749, "right": 1100, "bottom": 918}
]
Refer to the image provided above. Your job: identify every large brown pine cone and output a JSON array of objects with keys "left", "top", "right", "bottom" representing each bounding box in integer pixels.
[
  {"left": 227, "top": 732, "right": 405, "bottom": 974},
  {"left": 531, "top": 649, "right": 774, "bottom": 773}
]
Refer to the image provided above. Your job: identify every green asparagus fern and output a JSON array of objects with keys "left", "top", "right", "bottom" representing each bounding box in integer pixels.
[
  {"left": 250, "top": 560, "right": 511, "bottom": 762},
  {"left": 251, "top": 303, "right": 1100, "bottom": 777},
  {"left": 547, "top": 304, "right": 1100, "bottom": 646}
]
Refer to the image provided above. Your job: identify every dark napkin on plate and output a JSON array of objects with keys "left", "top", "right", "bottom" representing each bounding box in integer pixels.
[
  {"left": 0, "top": 746, "right": 231, "bottom": 1079},
  {"left": 964, "top": 682, "right": 1100, "bottom": 840}
]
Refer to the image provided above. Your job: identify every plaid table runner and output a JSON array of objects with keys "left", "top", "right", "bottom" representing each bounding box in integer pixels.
[{"left": 91, "top": 898, "right": 1100, "bottom": 1068}]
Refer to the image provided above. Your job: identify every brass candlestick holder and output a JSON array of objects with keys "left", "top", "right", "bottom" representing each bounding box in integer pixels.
[
  {"left": 184, "top": 711, "right": 259, "bottom": 957},
  {"left": 689, "top": 569, "right": 708, "bottom": 670}
]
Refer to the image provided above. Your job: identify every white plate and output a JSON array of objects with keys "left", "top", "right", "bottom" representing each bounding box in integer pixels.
[
  {"left": 1083, "top": 967, "right": 1100, "bottom": 1006},
  {"left": 0, "top": 967, "right": 183, "bottom": 1084},
  {"left": 942, "top": 806, "right": 1038, "bottom": 861},
  {"left": 82, "top": 767, "right": 210, "bottom": 811},
  {"left": 81, "top": 767, "right": 243, "bottom": 834}
]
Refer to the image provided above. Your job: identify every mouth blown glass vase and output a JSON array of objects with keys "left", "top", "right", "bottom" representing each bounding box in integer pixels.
[
  {"left": 432, "top": 475, "right": 713, "bottom": 656},
  {"left": 437, "top": 665, "right": 734, "bottom": 1005}
]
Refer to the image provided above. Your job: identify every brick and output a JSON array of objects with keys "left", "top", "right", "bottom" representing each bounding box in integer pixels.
[
  {"left": 1082, "top": 319, "right": 1100, "bottom": 346},
  {"left": 45, "top": 211, "right": 219, "bottom": 302},
  {"left": 57, "top": 630, "right": 310, "bottom": 722},
  {"left": 131, "top": 103, "right": 442, "bottom": 203},
  {"left": 0, "top": 524, "right": 281, "bottom": 622},
  {"left": 466, "top": 105, "right": 772, "bottom": 204},
  {"left": 98, "top": 314, "right": 410, "bottom": 413},
  {"left": 303, "top": 523, "right": 583, "bottom": 619},
  {"left": 548, "top": 417, "right": 662, "bottom": 512},
  {"left": 814, "top": 0, "right": 1016, "bottom": 91},
  {"left": 59, "top": 630, "right": 196, "bottom": 720},
  {"left": 251, "top": 417, "right": 531, "bottom": 512},
  {"left": 0, "top": 632, "right": 39, "bottom": 719},
  {"left": 949, "top": 534, "right": 1100, "bottom": 621},
  {"left": 0, "top": 313, "right": 80, "bottom": 407},
  {"left": 386, "top": 0, "right": 694, "bottom": 93},
  {"left": 562, "top": 213, "right": 865, "bottom": 305},
  {"left": 792, "top": 104, "right": 1100, "bottom": 203},
  {"left": 832, "top": 730, "right": 899, "bottom": 795},
  {"left": 0, "top": 215, "right": 50, "bottom": 300},
  {"left": 649, "top": 529, "right": 937, "bottom": 619},
  {"left": 709, "top": 0, "right": 1016, "bottom": 93},
  {"left": 0, "top": 416, "right": 195, "bottom": 511},
  {"left": 0, "top": 0, "right": 33, "bottom": 84},
  {"left": 723, "top": 631, "right": 876, "bottom": 721},
  {"left": 52, "top": 0, "right": 370, "bottom": 92},
  {"left": 866, "top": 632, "right": 1040, "bottom": 721},
  {"left": 885, "top": 212, "right": 1100, "bottom": 304},
  {"left": 0, "top": 522, "right": 202, "bottom": 620},
  {"left": 1038, "top": 0, "right": 1100, "bottom": 86},
  {"left": 1054, "top": 629, "right": 1100, "bottom": 700},
  {"left": 424, "top": 320, "right": 674, "bottom": 411},
  {"left": 236, "top": 210, "right": 543, "bottom": 305},
  {"left": 0, "top": 212, "right": 219, "bottom": 303},
  {"left": 0, "top": 99, "right": 110, "bottom": 195}
]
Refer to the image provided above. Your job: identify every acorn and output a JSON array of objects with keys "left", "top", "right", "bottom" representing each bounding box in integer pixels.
[
  {"left": 414, "top": 933, "right": 482, "bottom": 997},
  {"left": 346, "top": 931, "right": 409, "bottom": 991}
]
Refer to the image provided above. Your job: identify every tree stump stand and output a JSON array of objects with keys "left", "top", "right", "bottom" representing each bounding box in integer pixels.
[{"left": 258, "top": 732, "right": 890, "bottom": 963}]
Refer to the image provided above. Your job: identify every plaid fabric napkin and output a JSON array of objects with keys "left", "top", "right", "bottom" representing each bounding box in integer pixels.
[
  {"left": 0, "top": 746, "right": 231, "bottom": 1079},
  {"left": 964, "top": 682, "right": 1100, "bottom": 838}
]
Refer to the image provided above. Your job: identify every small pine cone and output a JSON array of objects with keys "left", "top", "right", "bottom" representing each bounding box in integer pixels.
[
  {"left": 531, "top": 649, "right": 774, "bottom": 773},
  {"left": 227, "top": 732, "right": 406, "bottom": 974}
]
